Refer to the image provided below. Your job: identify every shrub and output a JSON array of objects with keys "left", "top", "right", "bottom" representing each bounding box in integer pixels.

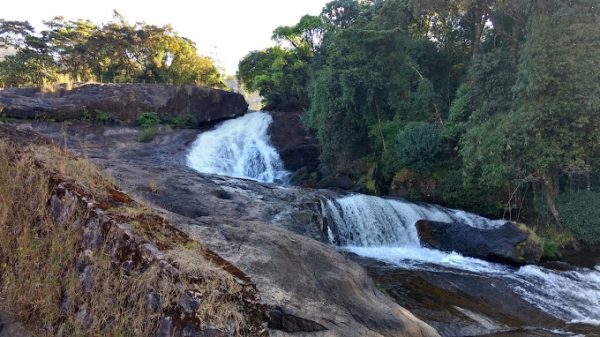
[
  {"left": 95, "top": 111, "right": 112, "bottom": 123},
  {"left": 136, "top": 112, "right": 160, "bottom": 128},
  {"left": 395, "top": 122, "right": 447, "bottom": 173},
  {"left": 138, "top": 127, "right": 158, "bottom": 143},
  {"left": 557, "top": 190, "right": 600, "bottom": 245},
  {"left": 169, "top": 115, "right": 198, "bottom": 128},
  {"left": 543, "top": 241, "right": 562, "bottom": 259}
]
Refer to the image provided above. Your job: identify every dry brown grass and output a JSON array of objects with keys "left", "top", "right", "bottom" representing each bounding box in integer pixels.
[
  {"left": 167, "top": 247, "right": 246, "bottom": 331},
  {"left": 0, "top": 136, "right": 258, "bottom": 336}
]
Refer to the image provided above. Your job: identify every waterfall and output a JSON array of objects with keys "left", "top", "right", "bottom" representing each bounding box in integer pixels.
[
  {"left": 186, "top": 112, "right": 289, "bottom": 183},
  {"left": 323, "top": 194, "right": 505, "bottom": 247},
  {"left": 323, "top": 193, "right": 600, "bottom": 326}
]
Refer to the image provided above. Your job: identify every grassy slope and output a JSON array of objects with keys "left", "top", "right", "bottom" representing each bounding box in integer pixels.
[{"left": 0, "top": 125, "right": 267, "bottom": 336}]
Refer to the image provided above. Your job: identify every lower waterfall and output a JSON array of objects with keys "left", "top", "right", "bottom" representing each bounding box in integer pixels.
[{"left": 323, "top": 194, "right": 600, "bottom": 327}]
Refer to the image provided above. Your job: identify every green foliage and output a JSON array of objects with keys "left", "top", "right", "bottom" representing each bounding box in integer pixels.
[
  {"left": 0, "top": 50, "right": 59, "bottom": 87},
  {"left": 542, "top": 241, "right": 562, "bottom": 259},
  {"left": 137, "top": 127, "right": 158, "bottom": 143},
  {"left": 0, "top": 14, "right": 226, "bottom": 88},
  {"left": 136, "top": 112, "right": 160, "bottom": 128},
  {"left": 167, "top": 115, "right": 197, "bottom": 128},
  {"left": 238, "top": 47, "right": 310, "bottom": 110},
  {"left": 557, "top": 190, "right": 600, "bottom": 245},
  {"left": 395, "top": 123, "right": 446, "bottom": 174},
  {"left": 94, "top": 111, "right": 112, "bottom": 123},
  {"left": 237, "top": 0, "right": 600, "bottom": 245}
]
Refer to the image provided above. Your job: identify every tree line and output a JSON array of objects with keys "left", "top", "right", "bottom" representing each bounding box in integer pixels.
[
  {"left": 238, "top": 0, "right": 600, "bottom": 245},
  {"left": 0, "top": 11, "right": 225, "bottom": 88}
]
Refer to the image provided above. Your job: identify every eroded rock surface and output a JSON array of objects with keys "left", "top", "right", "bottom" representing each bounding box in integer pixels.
[
  {"left": 16, "top": 121, "right": 440, "bottom": 337},
  {"left": 0, "top": 83, "right": 248, "bottom": 125},
  {"left": 416, "top": 220, "right": 543, "bottom": 265}
]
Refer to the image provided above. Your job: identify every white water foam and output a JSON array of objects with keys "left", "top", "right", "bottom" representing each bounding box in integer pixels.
[
  {"left": 187, "top": 112, "right": 289, "bottom": 183},
  {"left": 324, "top": 194, "right": 600, "bottom": 326}
]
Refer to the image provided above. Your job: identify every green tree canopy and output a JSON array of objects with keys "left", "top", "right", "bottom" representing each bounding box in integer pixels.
[{"left": 0, "top": 13, "right": 225, "bottom": 88}]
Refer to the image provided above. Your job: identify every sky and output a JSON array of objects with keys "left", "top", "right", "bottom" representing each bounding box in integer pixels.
[{"left": 1, "top": 0, "right": 330, "bottom": 74}]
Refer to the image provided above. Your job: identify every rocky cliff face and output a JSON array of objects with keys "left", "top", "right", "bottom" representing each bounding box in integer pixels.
[
  {"left": 0, "top": 83, "right": 248, "bottom": 125},
  {"left": 267, "top": 110, "right": 320, "bottom": 172},
  {"left": 0, "top": 125, "right": 268, "bottom": 336}
]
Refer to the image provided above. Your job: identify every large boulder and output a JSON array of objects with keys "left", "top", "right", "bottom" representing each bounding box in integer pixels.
[
  {"left": 0, "top": 83, "right": 248, "bottom": 125},
  {"left": 268, "top": 110, "right": 320, "bottom": 172},
  {"left": 416, "top": 220, "right": 543, "bottom": 265}
]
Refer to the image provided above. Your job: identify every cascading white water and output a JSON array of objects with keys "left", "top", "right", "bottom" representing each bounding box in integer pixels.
[
  {"left": 323, "top": 194, "right": 600, "bottom": 326},
  {"left": 186, "top": 112, "right": 289, "bottom": 183},
  {"left": 184, "top": 111, "right": 600, "bottom": 326},
  {"left": 323, "top": 194, "right": 504, "bottom": 247}
]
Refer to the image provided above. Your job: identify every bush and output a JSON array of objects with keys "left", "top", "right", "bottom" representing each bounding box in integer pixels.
[
  {"left": 557, "top": 190, "right": 600, "bottom": 245},
  {"left": 395, "top": 122, "right": 447, "bottom": 173},
  {"left": 138, "top": 127, "right": 158, "bottom": 143},
  {"left": 136, "top": 112, "right": 160, "bottom": 128},
  {"left": 543, "top": 241, "right": 562, "bottom": 259},
  {"left": 169, "top": 115, "right": 197, "bottom": 128},
  {"left": 95, "top": 111, "right": 112, "bottom": 123}
]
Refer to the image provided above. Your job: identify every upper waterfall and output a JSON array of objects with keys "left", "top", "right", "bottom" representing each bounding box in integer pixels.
[{"left": 187, "top": 112, "right": 290, "bottom": 183}]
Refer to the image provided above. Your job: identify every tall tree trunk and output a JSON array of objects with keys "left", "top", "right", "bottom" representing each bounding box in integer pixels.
[{"left": 542, "top": 171, "right": 561, "bottom": 225}]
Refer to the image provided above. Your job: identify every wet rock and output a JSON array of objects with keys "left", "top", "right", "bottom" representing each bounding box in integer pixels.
[
  {"left": 268, "top": 110, "right": 320, "bottom": 172},
  {"left": 268, "top": 306, "right": 327, "bottom": 332},
  {"left": 357, "top": 257, "right": 564, "bottom": 337},
  {"left": 316, "top": 174, "right": 354, "bottom": 190},
  {"left": 416, "top": 220, "right": 543, "bottom": 265}
]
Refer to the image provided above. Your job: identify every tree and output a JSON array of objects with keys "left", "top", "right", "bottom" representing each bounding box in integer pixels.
[
  {"left": 0, "top": 14, "right": 225, "bottom": 88},
  {"left": 0, "top": 20, "right": 35, "bottom": 49},
  {"left": 272, "top": 15, "right": 325, "bottom": 53},
  {"left": 237, "top": 47, "right": 309, "bottom": 110},
  {"left": 238, "top": 14, "right": 324, "bottom": 110},
  {"left": 509, "top": 0, "right": 600, "bottom": 223},
  {"left": 42, "top": 17, "right": 98, "bottom": 81}
]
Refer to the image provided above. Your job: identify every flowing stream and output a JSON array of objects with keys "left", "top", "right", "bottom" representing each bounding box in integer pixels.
[
  {"left": 323, "top": 194, "right": 600, "bottom": 328},
  {"left": 187, "top": 112, "right": 600, "bottom": 333},
  {"left": 187, "top": 111, "right": 289, "bottom": 183}
]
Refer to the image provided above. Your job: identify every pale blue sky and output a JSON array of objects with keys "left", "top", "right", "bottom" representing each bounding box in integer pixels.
[{"left": 2, "top": 0, "right": 329, "bottom": 74}]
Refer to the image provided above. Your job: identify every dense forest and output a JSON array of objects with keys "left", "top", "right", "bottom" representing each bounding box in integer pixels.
[
  {"left": 0, "top": 12, "right": 225, "bottom": 88},
  {"left": 238, "top": 0, "right": 600, "bottom": 246}
]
